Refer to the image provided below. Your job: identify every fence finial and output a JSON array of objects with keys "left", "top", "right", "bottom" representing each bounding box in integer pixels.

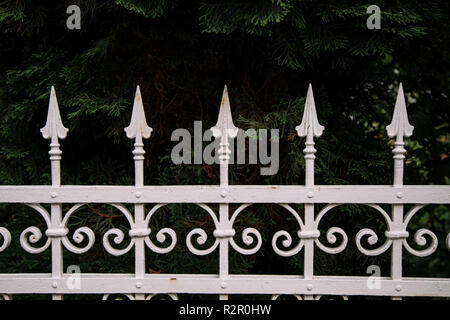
[
  {"left": 386, "top": 83, "right": 414, "bottom": 187},
  {"left": 211, "top": 85, "right": 238, "bottom": 187},
  {"left": 41, "top": 86, "right": 68, "bottom": 187},
  {"left": 296, "top": 84, "right": 323, "bottom": 187},
  {"left": 41, "top": 86, "right": 68, "bottom": 142},
  {"left": 211, "top": 85, "right": 238, "bottom": 142},
  {"left": 386, "top": 83, "right": 414, "bottom": 139},
  {"left": 125, "top": 86, "right": 153, "bottom": 141},
  {"left": 125, "top": 86, "right": 152, "bottom": 187},
  {"left": 296, "top": 84, "right": 324, "bottom": 138}
]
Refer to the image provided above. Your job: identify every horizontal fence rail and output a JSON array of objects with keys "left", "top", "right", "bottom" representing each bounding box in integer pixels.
[{"left": 0, "top": 84, "right": 449, "bottom": 300}]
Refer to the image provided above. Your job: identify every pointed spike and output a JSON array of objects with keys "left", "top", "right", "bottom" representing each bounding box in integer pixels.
[
  {"left": 124, "top": 85, "right": 153, "bottom": 140},
  {"left": 210, "top": 85, "right": 238, "bottom": 139},
  {"left": 386, "top": 83, "right": 414, "bottom": 138},
  {"left": 40, "top": 86, "right": 68, "bottom": 141},
  {"left": 296, "top": 84, "right": 324, "bottom": 138}
]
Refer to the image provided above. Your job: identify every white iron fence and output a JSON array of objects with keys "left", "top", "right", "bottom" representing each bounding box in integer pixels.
[{"left": 0, "top": 84, "right": 449, "bottom": 300}]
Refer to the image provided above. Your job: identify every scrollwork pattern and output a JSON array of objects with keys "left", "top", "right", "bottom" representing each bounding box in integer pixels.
[
  {"left": 103, "top": 203, "right": 178, "bottom": 256},
  {"left": 103, "top": 203, "right": 135, "bottom": 256},
  {"left": 355, "top": 203, "right": 439, "bottom": 257},
  {"left": 228, "top": 204, "right": 263, "bottom": 255},
  {"left": 144, "top": 204, "right": 177, "bottom": 254},
  {"left": 313, "top": 204, "right": 348, "bottom": 254},
  {"left": 20, "top": 204, "right": 51, "bottom": 254},
  {"left": 0, "top": 227, "right": 12, "bottom": 252},
  {"left": 19, "top": 203, "right": 95, "bottom": 254},
  {"left": 271, "top": 204, "right": 306, "bottom": 256},
  {"left": 60, "top": 204, "right": 95, "bottom": 254},
  {"left": 402, "top": 204, "right": 438, "bottom": 257},
  {"left": 270, "top": 203, "right": 348, "bottom": 256},
  {"left": 185, "top": 204, "right": 220, "bottom": 255}
]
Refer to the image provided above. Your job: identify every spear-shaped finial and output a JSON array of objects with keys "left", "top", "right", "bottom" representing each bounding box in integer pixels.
[
  {"left": 41, "top": 86, "right": 68, "bottom": 143},
  {"left": 296, "top": 84, "right": 324, "bottom": 187},
  {"left": 386, "top": 83, "right": 414, "bottom": 139},
  {"left": 210, "top": 85, "right": 238, "bottom": 187},
  {"left": 124, "top": 86, "right": 152, "bottom": 187},
  {"left": 211, "top": 85, "right": 238, "bottom": 142},
  {"left": 386, "top": 83, "right": 414, "bottom": 187},
  {"left": 40, "top": 86, "right": 68, "bottom": 187},
  {"left": 125, "top": 86, "right": 153, "bottom": 142},
  {"left": 296, "top": 84, "right": 324, "bottom": 139}
]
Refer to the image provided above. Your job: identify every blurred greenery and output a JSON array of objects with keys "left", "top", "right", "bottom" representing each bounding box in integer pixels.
[{"left": 0, "top": 0, "right": 449, "bottom": 299}]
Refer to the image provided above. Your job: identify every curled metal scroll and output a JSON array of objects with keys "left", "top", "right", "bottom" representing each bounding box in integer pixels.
[
  {"left": 20, "top": 204, "right": 52, "bottom": 254},
  {"left": 355, "top": 204, "right": 395, "bottom": 256},
  {"left": 61, "top": 204, "right": 95, "bottom": 254},
  {"left": 19, "top": 203, "right": 95, "bottom": 254},
  {"left": 186, "top": 203, "right": 220, "bottom": 256},
  {"left": 271, "top": 203, "right": 348, "bottom": 256},
  {"left": 314, "top": 204, "right": 348, "bottom": 254},
  {"left": 228, "top": 204, "right": 263, "bottom": 255},
  {"left": 144, "top": 204, "right": 177, "bottom": 254},
  {"left": 271, "top": 204, "right": 306, "bottom": 257},
  {"left": 103, "top": 203, "right": 135, "bottom": 256},
  {"left": 103, "top": 203, "right": 178, "bottom": 256},
  {"left": 0, "top": 227, "right": 11, "bottom": 252},
  {"left": 355, "top": 203, "right": 439, "bottom": 257},
  {"left": 402, "top": 204, "right": 438, "bottom": 257}
]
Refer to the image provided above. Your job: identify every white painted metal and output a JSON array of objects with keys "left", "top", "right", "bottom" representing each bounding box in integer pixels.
[
  {"left": 211, "top": 85, "right": 238, "bottom": 300},
  {"left": 124, "top": 86, "right": 152, "bottom": 300},
  {"left": 296, "top": 84, "right": 323, "bottom": 300},
  {"left": 0, "top": 84, "right": 449, "bottom": 300}
]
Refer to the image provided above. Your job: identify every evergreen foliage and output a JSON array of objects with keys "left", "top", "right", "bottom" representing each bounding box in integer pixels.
[{"left": 0, "top": 0, "right": 448, "bottom": 298}]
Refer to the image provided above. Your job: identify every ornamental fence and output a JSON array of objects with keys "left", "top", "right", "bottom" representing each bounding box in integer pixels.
[{"left": 0, "top": 83, "right": 449, "bottom": 300}]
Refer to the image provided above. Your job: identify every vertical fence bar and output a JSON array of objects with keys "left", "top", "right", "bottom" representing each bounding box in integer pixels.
[
  {"left": 211, "top": 86, "right": 238, "bottom": 300},
  {"left": 125, "top": 86, "right": 153, "bottom": 300},
  {"left": 296, "top": 84, "right": 324, "bottom": 300},
  {"left": 40, "top": 86, "right": 68, "bottom": 300},
  {"left": 386, "top": 83, "right": 414, "bottom": 300}
]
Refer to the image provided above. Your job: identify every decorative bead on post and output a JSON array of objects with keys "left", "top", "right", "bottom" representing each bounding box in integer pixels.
[
  {"left": 211, "top": 85, "right": 238, "bottom": 300},
  {"left": 296, "top": 84, "right": 323, "bottom": 300},
  {"left": 40, "top": 86, "right": 68, "bottom": 300},
  {"left": 386, "top": 83, "right": 414, "bottom": 299},
  {"left": 124, "top": 86, "right": 152, "bottom": 300}
]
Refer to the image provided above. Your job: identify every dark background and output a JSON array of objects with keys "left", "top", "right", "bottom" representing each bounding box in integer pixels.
[{"left": 0, "top": 0, "right": 448, "bottom": 299}]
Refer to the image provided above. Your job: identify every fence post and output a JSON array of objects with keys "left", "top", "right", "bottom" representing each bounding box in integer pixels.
[
  {"left": 211, "top": 86, "right": 238, "bottom": 300},
  {"left": 386, "top": 83, "right": 414, "bottom": 300},
  {"left": 40, "top": 86, "right": 68, "bottom": 300},
  {"left": 296, "top": 84, "right": 324, "bottom": 300},
  {"left": 124, "top": 86, "right": 153, "bottom": 300}
]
